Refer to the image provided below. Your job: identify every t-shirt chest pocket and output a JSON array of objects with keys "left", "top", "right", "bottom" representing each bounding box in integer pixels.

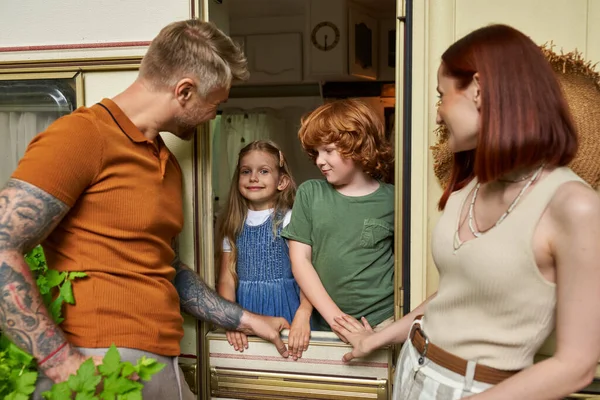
[{"left": 359, "top": 218, "right": 393, "bottom": 248}]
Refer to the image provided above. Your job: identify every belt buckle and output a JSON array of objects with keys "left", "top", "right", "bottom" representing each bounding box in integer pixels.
[{"left": 409, "top": 319, "right": 430, "bottom": 365}]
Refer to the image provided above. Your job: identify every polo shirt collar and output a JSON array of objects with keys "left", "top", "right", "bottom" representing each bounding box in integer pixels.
[{"left": 99, "top": 98, "right": 149, "bottom": 143}]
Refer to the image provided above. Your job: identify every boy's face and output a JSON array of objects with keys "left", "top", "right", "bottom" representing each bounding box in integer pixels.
[{"left": 314, "top": 144, "right": 360, "bottom": 187}]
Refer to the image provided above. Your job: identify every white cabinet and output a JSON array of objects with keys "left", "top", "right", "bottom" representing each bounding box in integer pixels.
[{"left": 240, "top": 33, "right": 303, "bottom": 84}]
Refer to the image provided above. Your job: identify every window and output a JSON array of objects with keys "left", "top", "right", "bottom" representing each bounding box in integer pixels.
[{"left": 0, "top": 73, "right": 80, "bottom": 184}]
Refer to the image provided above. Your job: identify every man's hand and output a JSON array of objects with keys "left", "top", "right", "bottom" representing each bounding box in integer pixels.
[
  {"left": 42, "top": 350, "right": 103, "bottom": 383},
  {"left": 239, "top": 312, "right": 290, "bottom": 358}
]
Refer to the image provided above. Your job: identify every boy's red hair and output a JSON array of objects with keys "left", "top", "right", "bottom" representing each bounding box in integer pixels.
[
  {"left": 439, "top": 24, "right": 578, "bottom": 209},
  {"left": 298, "top": 99, "right": 394, "bottom": 182}
]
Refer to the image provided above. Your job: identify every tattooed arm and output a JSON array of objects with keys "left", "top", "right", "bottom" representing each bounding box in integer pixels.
[
  {"left": 171, "top": 237, "right": 290, "bottom": 357},
  {"left": 0, "top": 179, "right": 97, "bottom": 382}
]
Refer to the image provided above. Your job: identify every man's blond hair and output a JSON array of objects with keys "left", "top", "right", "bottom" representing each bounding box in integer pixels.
[{"left": 140, "top": 19, "right": 249, "bottom": 96}]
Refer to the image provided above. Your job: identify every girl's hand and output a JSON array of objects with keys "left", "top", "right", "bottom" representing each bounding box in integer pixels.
[
  {"left": 226, "top": 330, "right": 248, "bottom": 352},
  {"left": 289, "top": 308, "right": 312, "bottom": 360},
  {"left": 332, "top": 314, "right": 375, "bottom": 362}
]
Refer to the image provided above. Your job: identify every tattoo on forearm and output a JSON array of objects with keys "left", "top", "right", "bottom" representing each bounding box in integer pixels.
[
  {"left": 0, "top": 179, "right": 72, "bottom": 368},
  {"left": 0, "top": 179, "right": 68, "bottom": 252},
  {"left": 0, "top": 261, "right": 68, "bottom": 368},
  {"left": 173, "top": 261, "right": 243, "bottom": 330}
]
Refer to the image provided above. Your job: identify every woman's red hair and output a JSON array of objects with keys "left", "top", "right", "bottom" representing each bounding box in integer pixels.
[{"left": 438, "top": 24, "right": 578, "bottom": 209}]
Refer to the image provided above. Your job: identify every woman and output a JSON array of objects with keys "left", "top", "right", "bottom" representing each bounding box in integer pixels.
[{"left": 332, "top": 24, "right": 600, "bottom": 399}]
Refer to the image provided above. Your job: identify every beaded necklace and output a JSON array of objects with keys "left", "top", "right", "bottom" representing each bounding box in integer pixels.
[{"left": 467, "top": 165, "right": 545, "bottom": 238}]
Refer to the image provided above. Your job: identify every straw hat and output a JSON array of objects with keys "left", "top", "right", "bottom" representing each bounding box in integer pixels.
[{"left": 431, "top": 46, "right": 600, "bottom": 189}]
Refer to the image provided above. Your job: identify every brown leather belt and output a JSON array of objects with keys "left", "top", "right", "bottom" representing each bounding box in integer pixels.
[{"left": 410, "top": 320, "right": 520, "bottom": 385}]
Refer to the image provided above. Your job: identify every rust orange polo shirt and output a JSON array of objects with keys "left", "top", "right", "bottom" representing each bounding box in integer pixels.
[{"left": 12, "top": 98, "right": 185, "bottom": 356}]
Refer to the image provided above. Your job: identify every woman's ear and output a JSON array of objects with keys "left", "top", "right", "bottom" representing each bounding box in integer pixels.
[
  {"left": 277, "top": 175, "right": 290, "bottom": 191},
  {"left": 472, "top": 72, "right": 482, "bottom": 109}
]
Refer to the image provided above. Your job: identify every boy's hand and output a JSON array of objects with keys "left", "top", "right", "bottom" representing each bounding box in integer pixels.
[
  {"left": 289, "top": 308, "right": 312, "bottom": 360},
  {"left": 226, "top": 330, "right": 248, "bottom": 352}
]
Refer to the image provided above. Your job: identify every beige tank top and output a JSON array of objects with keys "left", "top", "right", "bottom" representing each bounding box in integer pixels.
[{"left": 424, "top": 167, "right": 585, "bottom": 370}]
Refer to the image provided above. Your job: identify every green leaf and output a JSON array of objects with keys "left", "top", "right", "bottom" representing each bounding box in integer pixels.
[
  {"left": 48, "top": 295, "right": 65, "bottom": 325},
  {"left": 59, "top": 280, "right": 75, "bottom": 305},
  {"left": 42, "top": 381, "right": 72, "bottom": 400},
  {"left": 67, "top": 358, "right": 101, "bottom": 393},
  {"left": 118, "top": 391, "right": 142, "bottom": 400},
  {"left": 69, "top": 272, "right": 88, "bottom": 280},
  {"left": 3, "top": 338, "right": 34, "bottom": 367},
  {"left": 45, "top": 270, "right": 66, "bottom": 288},
  {"left": 100, "top": 390, "right": 116, "bottom": 400},
  {"left": 25, "top": 245, "right": 47, "bottom": 272},
  {"left": 135, "top": 357, "right": 165, "bottom": 381},
  {"left": 75, "top": 392, "right": 100, "bottom": 400},
  {"left": 42, "top": 291, "right": 53, "bottom": 307},
  {"left": 100, "top": 390, "right": 117, "bottom": 400},
  {"left": 14, "top": 371, "right": 37, "bottom": 395},
  {"left": 98, "top": 345, "right": 121, "bottom": 377},
  {"left": 5, "top": 392, "right": 29, "bottom": 400},
  {"left": 36, "top": 275, "right": 50, "bottom": 295},
  {"left": 119, "top": 362, "right": 136, "bottom": 379},
  {"left": 102, "top": 374, "right": 142, "bottom": 394}
]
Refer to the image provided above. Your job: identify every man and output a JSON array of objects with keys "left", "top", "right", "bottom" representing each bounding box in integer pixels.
[{"left": 0, "top": 19, "right": 290, "bottom": 399}]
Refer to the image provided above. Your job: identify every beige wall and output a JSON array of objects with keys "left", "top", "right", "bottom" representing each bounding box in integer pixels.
[
  {"left": 410, "top": 0, "right": 600, "bottom": 305},
  {"left": 0, "top": 0, "right": 191, "bottom": 62}
]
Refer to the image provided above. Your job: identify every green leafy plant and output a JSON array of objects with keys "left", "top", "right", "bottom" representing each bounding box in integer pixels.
[
  {"left": 25, "top": 245, "right": 87, "bottom": 324},
  {"left": 0, "top": 334, "right": 37, "bottom": 400},
  {"left": 0, "top": 246, "right": 165, "bottom": 399},
  {"left": 42, "top": 344, "right": 165, "bottom": 400}
]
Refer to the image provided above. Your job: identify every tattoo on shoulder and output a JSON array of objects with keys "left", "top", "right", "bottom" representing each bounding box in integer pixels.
[
  {"left": 0, "top": 179, "right": 69, "bottom": 252},
  {"left": 173, "top": 266, "right": 243, "bottom": 330}
]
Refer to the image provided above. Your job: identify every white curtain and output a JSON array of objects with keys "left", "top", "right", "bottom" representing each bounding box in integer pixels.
[{"left": 0, "top": 111, "right": 59, "bottom": 185}]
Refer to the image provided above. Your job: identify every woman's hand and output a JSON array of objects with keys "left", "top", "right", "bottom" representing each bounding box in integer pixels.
[
  {"left": 225, "top": 330, "right": 248, "bottom": 352},
  {"left": 289, "top": 308, "right": 312, "bottom": 360},
  {"left": 332, "top": 314, "right": 375, "bottom": 362}
]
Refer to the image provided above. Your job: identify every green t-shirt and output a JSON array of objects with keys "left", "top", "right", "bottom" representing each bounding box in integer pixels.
[{"left": 282, "top": 179, "right": 395, "bottom": 331}]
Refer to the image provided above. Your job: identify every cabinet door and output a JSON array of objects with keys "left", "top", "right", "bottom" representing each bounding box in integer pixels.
[{"left": 245, "top": 33, "right": 303, "bottom": 83}]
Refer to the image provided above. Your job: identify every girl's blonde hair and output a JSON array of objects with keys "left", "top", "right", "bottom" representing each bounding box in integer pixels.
[{"left": 216, "top": 140, "right": 296, "bottom": 284}]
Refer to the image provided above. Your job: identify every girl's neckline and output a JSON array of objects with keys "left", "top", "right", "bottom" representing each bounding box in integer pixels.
[{"left": 247, "top": 208, "right": 273, "bottom": 215}]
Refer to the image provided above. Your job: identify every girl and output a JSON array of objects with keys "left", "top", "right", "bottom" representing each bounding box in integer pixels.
[
  {"left": 332, "top": 25, "right": 600, "bottom": 399},
  {"left": 217, "top": 140, "right": 312, "bottom": 361},
  {"left": 282, "top": 99, "right": 396, "bottom": 333}
]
